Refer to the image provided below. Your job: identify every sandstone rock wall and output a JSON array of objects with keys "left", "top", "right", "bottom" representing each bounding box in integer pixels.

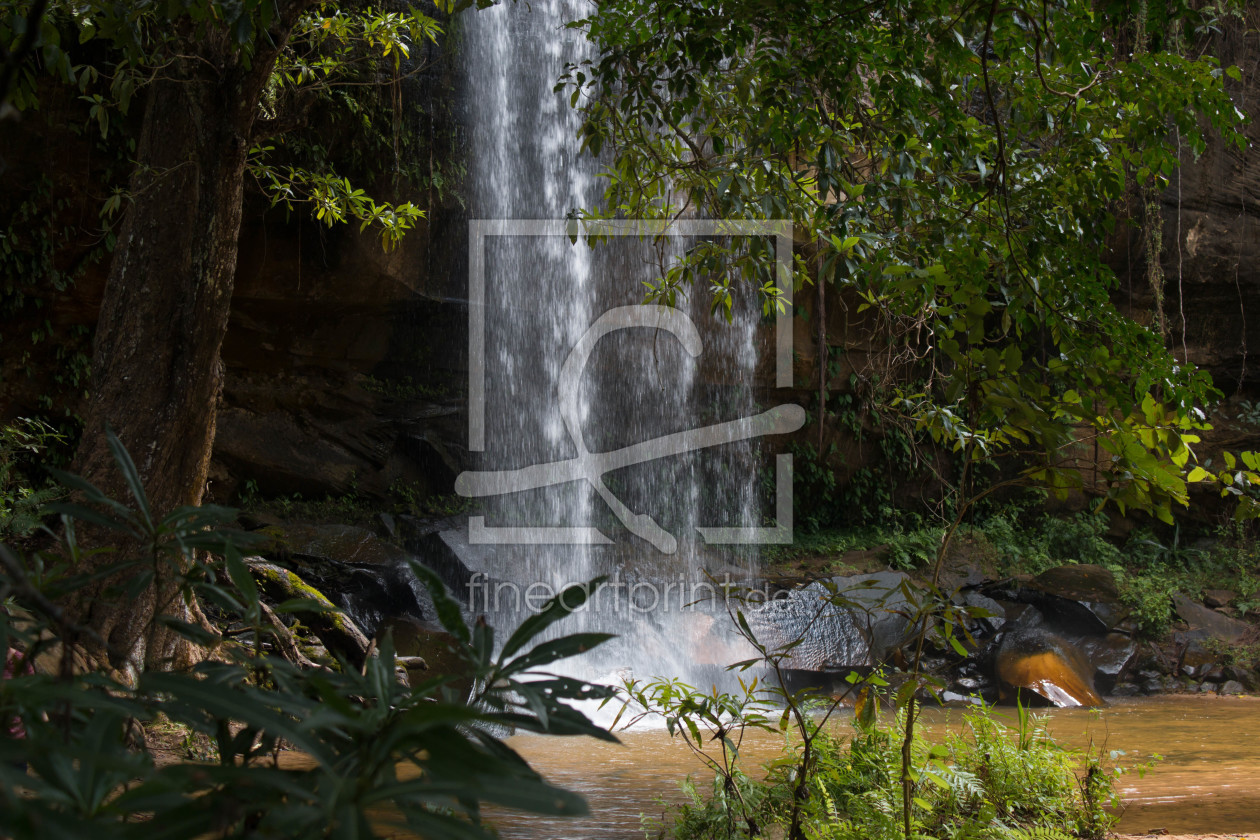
[{"left": 0, "top": 46, "right": 470, "bottom": 510}]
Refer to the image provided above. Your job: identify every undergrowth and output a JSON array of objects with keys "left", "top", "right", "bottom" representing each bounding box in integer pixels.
[
  {"left": 652, "top": 706, "right": 1123, "bottom": 840},
  {"left": 0, "top": 417, "right": 68, "bottom": 543}
]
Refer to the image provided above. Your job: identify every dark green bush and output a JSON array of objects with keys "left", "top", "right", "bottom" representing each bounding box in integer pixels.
[
  {"left": 0, "top": 431, "right": 613, "bottom": 839},
  {"left": 654, "top": 707, "right": 1119, "bottom": 840}
]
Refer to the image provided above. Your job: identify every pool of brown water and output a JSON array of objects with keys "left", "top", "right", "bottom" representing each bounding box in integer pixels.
[{"left": 489, "top": 695, "right": 1260, "bottom": 839}]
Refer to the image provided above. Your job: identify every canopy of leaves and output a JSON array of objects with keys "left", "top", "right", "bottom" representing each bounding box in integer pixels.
[
  {"left": 0, "top": 0, "right": 434, "bottom": 248},
  {"left": 564, "top": 0, "right": 1250, "bottom": 522}
]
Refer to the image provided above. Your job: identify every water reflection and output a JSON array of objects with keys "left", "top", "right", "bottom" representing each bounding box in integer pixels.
[{"left": 491, "top": 696, "right": 1260, "bottom": 838}]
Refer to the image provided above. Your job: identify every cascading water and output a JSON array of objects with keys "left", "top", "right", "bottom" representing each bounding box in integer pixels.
[{"left": 454, "top": 0, "right": 777, "bottom": 696}]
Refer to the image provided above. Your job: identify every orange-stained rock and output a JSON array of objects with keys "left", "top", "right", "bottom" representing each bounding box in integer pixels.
[{"left": 995, "top": 629, "right": 1104, "bottom": 707}]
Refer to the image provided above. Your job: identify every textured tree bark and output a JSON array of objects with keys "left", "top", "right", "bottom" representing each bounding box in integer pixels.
[{"left": 66, "top": 8, "right": 314, "bottom": 680}]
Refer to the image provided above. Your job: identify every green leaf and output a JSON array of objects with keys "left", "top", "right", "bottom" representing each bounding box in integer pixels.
[
  {"left": 407, "top": 561, "right": 470, "bottom": 644},
  {"left": 499, "top": 578, "right": 606, "bottom": 660},
  {"left": 104, "top": 426, "right": 153, "bottom": 528},
  {"left": 225, "top": 550, "right": 259, "bottom": 609},
  {"left": 499, "top": 632, "right": 615, "bottom": 677}
]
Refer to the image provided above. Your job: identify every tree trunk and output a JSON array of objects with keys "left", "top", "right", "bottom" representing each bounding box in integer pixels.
[{"left": 67, "top": 24, "right": 293, "bottom": 680}]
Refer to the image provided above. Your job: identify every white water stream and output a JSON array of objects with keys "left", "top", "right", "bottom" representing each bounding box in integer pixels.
[{"left": 457, "top": 0, "right": 772, "bottom": 693}]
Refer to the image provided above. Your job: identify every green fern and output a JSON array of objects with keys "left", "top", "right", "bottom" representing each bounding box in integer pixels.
[{"left": 938, "top": 765, "right": 986, "bottom": 803}]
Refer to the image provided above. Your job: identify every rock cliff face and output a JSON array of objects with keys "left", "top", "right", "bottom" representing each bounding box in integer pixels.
[
  {"left": 1105, "top": 17, "right": 1260, "bottom": 508},
  {"left": 0, "top": 49, "right": 470, "bottom": 511},
  {"left": 1110, "top": 19, "right": 1260, "bottom": 395},
  {"left": 207, "top": 206, "right": 467, "bottom": 504}
]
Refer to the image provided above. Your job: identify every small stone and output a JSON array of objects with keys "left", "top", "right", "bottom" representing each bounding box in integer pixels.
[
  {"left": 1142, "top": 678, "right": 1163, "bottom": 695},
  {"left": 1111, "top": 683, "right": 1142, "bottom": 697},
  {"left": 1219, "top": 680, "right": 1246, "bottom": 696},
  {"left": 958, "top": 591, "right": 1006, "bottom": 634},
  {"left": 1202, "top": 666, "right": 1226, "bottom": 682}
]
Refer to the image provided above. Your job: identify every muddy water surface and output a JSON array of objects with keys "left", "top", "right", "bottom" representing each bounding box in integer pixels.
[{"left": 490, "top": 696, "right": 1260, "bottom": 839}]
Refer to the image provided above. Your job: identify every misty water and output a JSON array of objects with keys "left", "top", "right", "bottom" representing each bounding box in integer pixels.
[{"left": 457, "top": 0, "right": 775, "bottom": 698}]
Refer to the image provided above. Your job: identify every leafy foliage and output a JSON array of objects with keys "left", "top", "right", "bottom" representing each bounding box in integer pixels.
[
  {"left": 787, "top": 393, "right": 929, "bottom": 534},
  {"left": 0, "top": 417, "right": 67, "bottom": 542},
  {"left": 1110, "top": 568, "right": 1177, "bottom": 637},
  {"left": 0, "top": 433, "right": 615, "bottom": 838},
  {"left": 564, "top": 0, "right": 1251, "bottom": 525},
  {"left": 973, "top": 510, "right": 1122, "bottom": 575},
  {"left": 1, "top": 1, "right": 435, "bottom": 248},
  {"left": 0, "top": 173, "right": 102, "bottom": 426},
  {"left": 646, "top": 705, "right": 1121, "bottom": 840}
]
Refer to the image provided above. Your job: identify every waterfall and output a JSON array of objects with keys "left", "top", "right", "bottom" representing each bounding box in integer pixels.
[{"left": 453, "top": 0, "right": 778, "bottom": 698}]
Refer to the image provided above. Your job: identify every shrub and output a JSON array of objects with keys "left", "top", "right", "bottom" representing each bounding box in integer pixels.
[
  {"left": 0, "top": 432, "right": 613, "bottom": 839},
  {"left": 1110, "top": 568, "right": 1177, "bottom": 638},
  {"left": 886, "top": 526, "right": 944, "bottom": 571},
  {"left": 967, "top": 511, "right": 1124, "bottom": 577},
  {"left": 653, "top": 706, "right": 1119, "bottom": 840}
]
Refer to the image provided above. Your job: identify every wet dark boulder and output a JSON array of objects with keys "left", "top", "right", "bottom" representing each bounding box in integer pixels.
[
  {"left": 262, "top": 522, "right": 413, "bottom": 567},
  {"left": 988, "top": 564, "right": 1129, "bottom": 634},
  {"left": 250, "top": 522, "right": 426, "bottom": 637},
  {"left": 1224, "top": 665, "right": 1260, "bottom": 691},
  {"left": 1203, "top": 589, "right": 1238, "bottom": 609},
  {"left": 1172, "top": 593, "right": 1250, "bottom": 643},
  {"left": 1219, "top": 679, "right": 1247, "bottom": 696},
  {"left": 982, "top": 594, "right": 1144, "bottom": 700},
  {"left": 1179, "top": 635, "right": 1218, "bottom": 678},
  {"left": 956, "top": 591, "right": 1006, "bottom": 635},
  {"left": 408, "top": 516, "right": 494, "bottom": 594},
  {"left": 1169, "top": 594, "right": 1253, "bottom": 685},
  {"left": 392, "top": 621, "right": 474, "bottom": 692},
  {"left": 1075, "top": 632, "right": 1138, "bottom": 694}
]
